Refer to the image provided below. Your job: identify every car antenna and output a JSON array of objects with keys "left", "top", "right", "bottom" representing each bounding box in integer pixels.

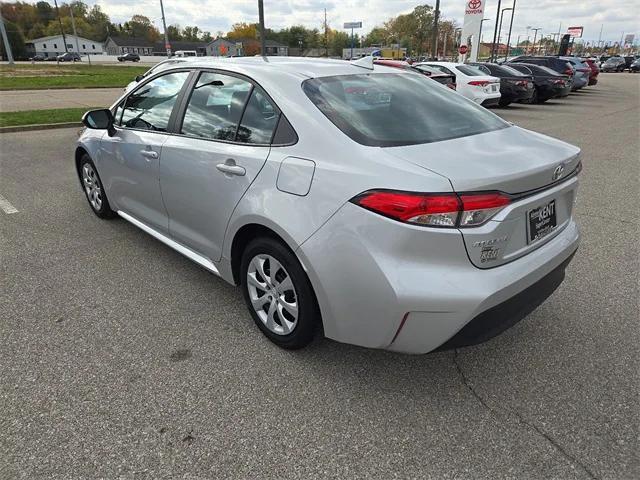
[{"left": 351, "top": 55, "right": 374, "bottom": 70}]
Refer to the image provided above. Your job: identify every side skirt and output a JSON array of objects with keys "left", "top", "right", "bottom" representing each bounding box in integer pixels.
[{"left": 117, "top": 210, "right": 220, "bottom": 276}]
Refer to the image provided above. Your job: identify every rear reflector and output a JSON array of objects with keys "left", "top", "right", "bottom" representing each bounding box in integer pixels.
[{"left": 351, "top": 190, "right": 512, "bottom": 228}]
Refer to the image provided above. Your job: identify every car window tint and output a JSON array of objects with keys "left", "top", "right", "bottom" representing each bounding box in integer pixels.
[
  {"left": 121, "top": 71, "right": 189, "bottom": 131},
  {"left": 236, "top": 87, "right": 280, "bottom": 144},
  {"left": 455, "top": 65, "right": 485, "bottom": 76},
  {"left": 303, "top": 73, "right": 508, "bottom": 147},
  {"left": 498, "top": 65, "right": 527, "bottom": 76},
  {"left": 181, "top": 72, "right": 252, "bottom": 141},
  {"left": 477, "top": 65, "right": 491, "bottom": 75}
]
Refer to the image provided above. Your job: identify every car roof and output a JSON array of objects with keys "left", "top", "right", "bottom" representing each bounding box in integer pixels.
[{"left": 157, "top": 56, "right": 401, "bottom": 81}]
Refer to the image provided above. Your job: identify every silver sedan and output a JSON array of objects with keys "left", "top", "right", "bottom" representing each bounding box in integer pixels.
[{"left": 76, "top": 56, "right": 580, "bottom": 353}]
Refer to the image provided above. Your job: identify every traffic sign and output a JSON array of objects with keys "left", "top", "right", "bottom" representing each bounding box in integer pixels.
[
  {"left": 459, "top": 45, "right": 469, "bottom": 55},
  {"left": 344, "top": 22, "right": 362, "bottom": 29}
]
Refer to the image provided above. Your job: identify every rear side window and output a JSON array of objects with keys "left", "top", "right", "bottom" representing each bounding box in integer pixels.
[
  {"left": 181, "top": 72, "right": 252, "bottom": 141},
  {"left": 302, "top": 73, "right": 508, "bottom": 147},
  {"left": 236, "top": 87, "right": 280, "bottom": 144},
  {"left": 121, "top": 71, "right": 189, "bottom": 131}
]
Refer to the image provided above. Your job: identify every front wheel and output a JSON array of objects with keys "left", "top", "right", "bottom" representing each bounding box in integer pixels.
[
  {"left": 240, "top": 237, "right": 319, "bottom": 349},
  {"left": 79, "top": 155, "right": 116, "bottom": 219}
]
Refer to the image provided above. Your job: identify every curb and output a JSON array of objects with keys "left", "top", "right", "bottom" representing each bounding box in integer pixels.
[{"left": 0, "top": 122, "right": 82, "bottom": 134}]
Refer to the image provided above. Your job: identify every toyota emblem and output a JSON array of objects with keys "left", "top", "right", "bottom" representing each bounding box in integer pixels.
[
  {"left": 552, "top": 164, "right": 565, "bottom": 181},
  {"left": 468, "top": 0, "right": 482, "bottom": 9}
]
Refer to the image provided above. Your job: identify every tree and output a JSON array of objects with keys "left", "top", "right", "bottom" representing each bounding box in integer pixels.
[
  {"left": 182, "top": 26, "right": 201, "bottom": 42},
  {"left": 364, "top": 27, "right": 387, "bottom": 46},
  {"left": 86, "top": 5, "right": 112, "bottom": 41},
  {"left": 122, "top": 15, "right": 160, "bottom": 41},
  {"left": 227, "top": 22, "right": 257, "bottom": 40},
  {"left": 167, "top": 24, "right": 182, "bottom": 41},
  {"left": 0, "top": 19, "right": 26, "bottom": 59}
]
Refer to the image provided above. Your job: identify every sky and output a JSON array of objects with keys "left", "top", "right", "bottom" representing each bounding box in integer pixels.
[{"left": 57, "top": 0, "right": 640, "bottom": 44}]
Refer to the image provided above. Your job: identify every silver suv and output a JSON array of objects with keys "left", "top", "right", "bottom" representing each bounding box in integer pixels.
[{"left": 76, "top": 57, "right": 580, "bottom": 353}]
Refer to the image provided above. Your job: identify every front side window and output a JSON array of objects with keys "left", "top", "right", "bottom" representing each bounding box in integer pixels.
[
  {"left": 181, "top": 72, "right": 252, "bottom": 141},
  {"left": 121, "top": 71, "right": 189, "bottom": 131},
  {"left": 302, "top": 73, "right": 508, "bottom": 147}
]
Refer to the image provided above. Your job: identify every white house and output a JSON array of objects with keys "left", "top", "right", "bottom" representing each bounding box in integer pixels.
[{"left": 25, "top": 35, "right": 105, "bottom": 58}]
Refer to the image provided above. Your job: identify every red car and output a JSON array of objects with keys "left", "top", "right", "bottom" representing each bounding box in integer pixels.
[
  {"left": 582, "top": 58, "right": 599, "bottom": 86},
  {"left": 373, "top": 58, "right": 456, "bottom": 90}
]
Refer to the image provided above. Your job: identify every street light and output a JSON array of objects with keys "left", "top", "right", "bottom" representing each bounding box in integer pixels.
[
  {"left": 504, "top": 0, "right": 517, "bottom": 61},
  {"left": 531, "top": 27, "right": 541, "bottom": 55},
  {"left": 479, "top": 18, "right": 491, "bottom": 48},
  {"left": 495, "top": 7, "right": 513, "bottom": 61}
]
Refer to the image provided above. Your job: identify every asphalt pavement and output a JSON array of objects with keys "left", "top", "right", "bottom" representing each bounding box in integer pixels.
[{"left": 0, "top": 73, "right": 638, "bottom": 479}]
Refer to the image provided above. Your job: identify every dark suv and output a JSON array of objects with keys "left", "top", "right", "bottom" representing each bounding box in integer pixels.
[
  {"left": 469, "top": 62, "right": 534, "bottom": 106},
  {"left": 57, "top": 52, "right": 81, "bottom": 62},
  {"left": 601, "top": 56, "right": 627, "bottom": 72}
]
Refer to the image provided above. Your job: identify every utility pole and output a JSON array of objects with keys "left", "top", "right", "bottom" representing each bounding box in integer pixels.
[
  {"left": 258, "top": 0, "right": 266, "bottom": 56},
  {"left": 53, "top": 0, "right": 68, "bottom": 53},
  {"left": 0, "top": 11, "right": 14, "bottom": 64},
  {"left": 490, "top": 0, "right": 502, "bottom": 62},
  {"left": 430, "top": 0, "right": 440, "bottom": 59},
  {"left": 597, "top": 24, "right": 603, "bottom": 52},
  {"left": 159, "top": 0, "right": 170, "bottom": 56},
  {"left": 505, "top": 0, "right": 516, "bottom": 61},
  {"left": 69, "top": 3, "right": 81, "bottom": 54},
  {"left": 496, "top": 7, "right": 513, "bottom": 61}
]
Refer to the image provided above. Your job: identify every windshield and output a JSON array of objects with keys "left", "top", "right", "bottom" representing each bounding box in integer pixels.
[
  {"left": 302, "top": 73, "right": 508, "bottom": 147},
  {"left": 455, "top": 65, "right": 486, "bottom": 76}
]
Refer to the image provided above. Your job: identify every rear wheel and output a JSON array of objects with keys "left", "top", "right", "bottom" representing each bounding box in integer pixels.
[
  {"left": 79, "top": 155, "right": 116, "bottom": 219},
  {"left": 240, "top": 237, "right": 319, "bottom": 349},
  {"left": 498, "top": 99, "right": 511, "bottom": 107},
  {"left": 531, "top": 88, "right": 539, "bottom": 104}
]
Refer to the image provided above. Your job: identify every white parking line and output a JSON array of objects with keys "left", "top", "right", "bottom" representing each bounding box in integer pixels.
[{"left": 0, "top": 194, "right": 18, "bottom": 214}]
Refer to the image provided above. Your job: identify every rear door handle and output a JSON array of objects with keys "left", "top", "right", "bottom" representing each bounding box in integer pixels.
[
  {"left": 216, "top": 160, "right": 246, "bottom": 177},
  {"left": 140, "top": 150, "right": 158, "bottom": 159}
]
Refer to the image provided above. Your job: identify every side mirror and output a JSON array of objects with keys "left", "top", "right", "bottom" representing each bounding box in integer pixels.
[{"left": 82, "top": 109, "right": 116, "bottom": 136}]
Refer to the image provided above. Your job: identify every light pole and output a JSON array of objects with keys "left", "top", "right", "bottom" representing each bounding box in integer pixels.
[
  {"left": 0, "top": 11, "right": 14, "bottom": 64},
  {"left": 489, "top": 0, "right": 502, "bottom": 63},
  {"left": 53, "top": 0, "right": 68, "bottom": 53},
  {"left": 479, "top": 18, "right": 491, "bottom": 57},
  {"left": 159, "top": 0, "right": 170, "bottom": 56},
  {"left": 258, "top": 0, "right": 266, "bottom": 56},
  {"left": 505, "top": 0, "right": 517, "bottom": 61},
  {"left": 495, "top": 7, "right": 513, "bottom": 61},
  {"left": 531, "top": 27, "right": 541, "bottom": 55}
]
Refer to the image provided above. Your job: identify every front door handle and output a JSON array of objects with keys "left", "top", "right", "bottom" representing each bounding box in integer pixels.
[
  {"left": 140, "top": 150, "right": 158, "bottom": 160},
  {"left": 216, "top": 159, "right": 246, "bottom": 177}
]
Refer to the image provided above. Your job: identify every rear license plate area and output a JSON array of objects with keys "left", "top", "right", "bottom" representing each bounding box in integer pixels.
[{"left": 528, "top": 199, "right": 557, "bottom": 244}]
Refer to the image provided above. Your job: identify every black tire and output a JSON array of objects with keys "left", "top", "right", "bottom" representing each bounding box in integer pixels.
[
  {"left": 78, "top": 154, "right": 116, "bottom": 219},
  {"left": 240, "top": 236, "right": 319, "bottom": 349},
  {"left": 498, "top": 99, "right": 511, "bottom": 107},
  {"left": 531, "top": 88, "right": 539, "bottom": 104}
]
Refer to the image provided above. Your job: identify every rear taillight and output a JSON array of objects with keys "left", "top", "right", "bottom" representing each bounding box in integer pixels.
[
  {"left": 510, "top": 79, "right": 529, "bottom": 87},
  {"left": 552, "top": 79, "right": 565, "bottom": 85},
  {"left": 350, "top": 190, "right": 511, "bottom": 228},
  {"left": 468, "top": 80, "right": 490, "bottom": 87},
  {"left": 564, "top": 67, "right": 574, "bottom": 76}
]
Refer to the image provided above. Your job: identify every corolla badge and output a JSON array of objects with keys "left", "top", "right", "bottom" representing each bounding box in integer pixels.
[{"left": 552, "top": 164, "right": 565, "bottom": 181}]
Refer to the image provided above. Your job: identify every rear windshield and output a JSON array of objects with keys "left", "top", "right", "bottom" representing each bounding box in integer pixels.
[
  {"left": 498, "top": 65, "right": 528, "bottom": 76},
  {"left": 302, "top": 73, "right": 508, "bottom": 147},
  {"left": 455, "top": 65, "right": 485, "bottom": 76}
]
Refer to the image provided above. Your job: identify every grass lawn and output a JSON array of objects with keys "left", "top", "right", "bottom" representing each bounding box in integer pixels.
[
  {"left": 0, "top": 107, "right": 95, "bottom": 127},
  {"left": 0, "top": 64, "right": 147, "bottom": 90}
]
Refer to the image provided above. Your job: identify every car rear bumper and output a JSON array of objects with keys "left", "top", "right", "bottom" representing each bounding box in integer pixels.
[
  {"left": 480, "top": 96, "right": 501, "bottom": 107},
  {"left": 298, "top": 202, "right": 580, "bottom": 354}
]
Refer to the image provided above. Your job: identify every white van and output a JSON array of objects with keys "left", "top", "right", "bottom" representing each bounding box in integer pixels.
[{"left": 174, "top": 50, "right": 197, "bottom": 57}]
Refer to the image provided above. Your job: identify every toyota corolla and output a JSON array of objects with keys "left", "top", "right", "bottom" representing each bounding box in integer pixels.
[{"left": 76, "top": 57, "right": 580, "bottom": 353}]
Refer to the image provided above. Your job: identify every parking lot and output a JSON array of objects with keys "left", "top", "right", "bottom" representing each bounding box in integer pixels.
[{"left": 0, "top": 73, "right": 638, "bottom": 479}]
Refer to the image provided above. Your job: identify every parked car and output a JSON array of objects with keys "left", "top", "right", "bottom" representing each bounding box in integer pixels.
[
  {"left": 57, "top": 52, "right": 81, "bottom": 62},
  {"left": 29, "top": 54, "right": 45, "bottom": 61},
  {"left": 623, "top": 56, "right": 637, "bottom": 71},
  {"left": 507, "top": 63, "right": 571, "bottom": 102},
  {"left": 581, "top": 58, "right": 599, "bottom": 85},
  {"left": 411, "top": 63, "right": 457, "bottom": 89},
  {"left": 601, "top": 56, "right": 626, "bottom": 72},
  {"left": 469, "top": 62, "right": 534, "bottom": 106},
  {"left": 416, "top": 61, "right": 501, "bottom": 106},
  {"left": 123, "top": 58, "right": 192, "bottom": 93},
  {"left": 511, "top": 56, "right": 574, "bottom": 76},
  {"left": 76, "top": 57, "right": 580, "bottom": 354},
  {"left": 374, "top": 59, "right": 456, "bottom": 89},
  {"left": 118, "top": 53, "right": 140, "bottom": 62},
  {"left": 630, "top": 58, "right": 640, "bottom": 72}
]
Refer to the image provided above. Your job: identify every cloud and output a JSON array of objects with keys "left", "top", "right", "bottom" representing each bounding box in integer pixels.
[{"left": 34, "top": 0, "right": 639, "bottom": 43}]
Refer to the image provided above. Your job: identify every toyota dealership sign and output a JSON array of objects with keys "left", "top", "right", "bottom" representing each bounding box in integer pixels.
[{"left": 460, "top": 0, "right": 485, "bottom": 62}]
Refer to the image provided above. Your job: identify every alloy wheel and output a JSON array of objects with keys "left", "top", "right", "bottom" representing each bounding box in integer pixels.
[
  {"left": 82, "top": 163, "right": 102, "bottom": 211},
  {"left": 246, "top": 254, "right": 298, "bottom": 335}
]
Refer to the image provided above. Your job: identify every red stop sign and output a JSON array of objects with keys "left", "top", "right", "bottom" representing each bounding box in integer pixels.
[{"left": 459, "top": 45, "right": 469, "bottom": 54}]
